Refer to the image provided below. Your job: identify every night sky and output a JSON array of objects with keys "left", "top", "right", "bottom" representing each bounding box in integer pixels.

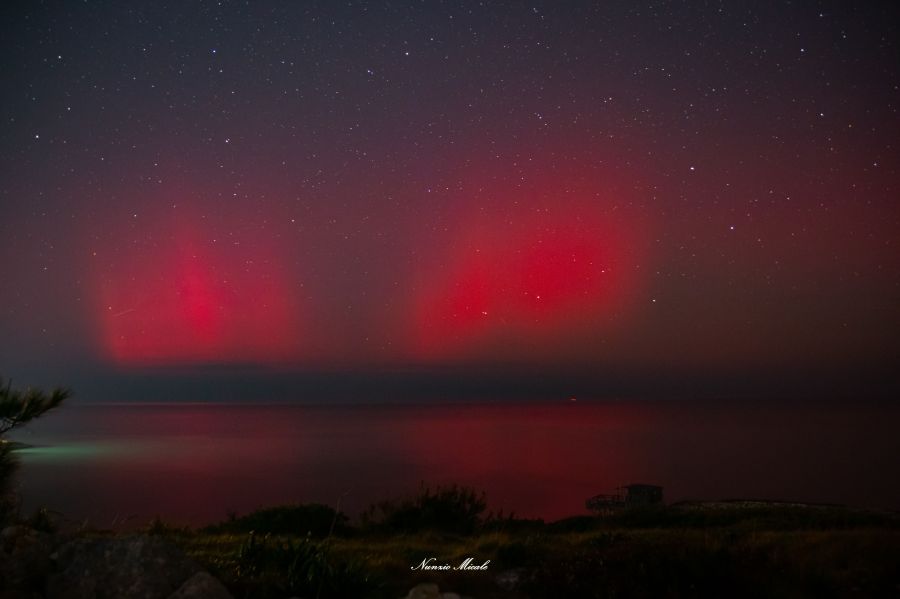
[{"left": 2, "top": 1, "right": 898, "bottom": 401}]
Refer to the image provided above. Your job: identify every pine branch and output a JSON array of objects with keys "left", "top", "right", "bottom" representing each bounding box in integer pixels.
[{"left": 0, "top": 377, "right": 71, "bottom": 435}]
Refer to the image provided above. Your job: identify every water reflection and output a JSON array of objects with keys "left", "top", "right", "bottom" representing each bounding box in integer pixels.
[{"left": 8, "top": 400, "right": 900, "bottom": 527}]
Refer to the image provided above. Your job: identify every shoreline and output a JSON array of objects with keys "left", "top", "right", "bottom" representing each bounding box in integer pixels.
[{"left": 4, "top": 499, "right": 899, "bottom": 598}]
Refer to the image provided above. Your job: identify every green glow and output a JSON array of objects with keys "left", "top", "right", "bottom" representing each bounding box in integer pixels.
[{"left": 15, "top": 442, "right": 137, "bottom": 462}]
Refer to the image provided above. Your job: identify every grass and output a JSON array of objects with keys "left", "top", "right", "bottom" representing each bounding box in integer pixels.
[
  {"left": 138, "top": 496, "right": 900, "bottom": 599},
  {"left": 160, "top": 526, "right": 900, "bottom": 598},
  {"left": 201, "top": 503, "right": 348, "bottom": 537},
  {"left": 7, "top": 480, "right": 898, "bottom": 597}
]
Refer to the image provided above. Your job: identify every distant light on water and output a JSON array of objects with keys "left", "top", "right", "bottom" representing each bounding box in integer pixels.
[{"left": 15, "top": 443, "right": 133, "bottom": 462}]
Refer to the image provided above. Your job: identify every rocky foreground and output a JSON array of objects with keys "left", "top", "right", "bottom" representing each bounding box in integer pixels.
[
  {"left": 5, "top": 500, "right": 899, "bottom": 598},
  {"left": 0, "top": 525, "right": 470, "bottom": 599},
  {"left": 1, "top": 526, "right": 233, "bottom": 599}
]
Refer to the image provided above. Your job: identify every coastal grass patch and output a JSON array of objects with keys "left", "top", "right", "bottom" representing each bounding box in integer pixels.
[
  {"left": 167, "top": 523, "right": 900, "bottom": 598},
  {"left": 201, "top": 503, "right": 348, "bottom": 537},
  {"left": 360, "top": 483, "right": 489, "bottom": 534},
  {"left": 96, "top": 494, "right": 900, "bottom": 598}
]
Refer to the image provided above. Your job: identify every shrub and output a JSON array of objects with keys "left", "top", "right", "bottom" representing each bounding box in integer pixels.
[
  {"left": 25, "top": 507, "right": 60, "bottom": 533},
  {"left": 234, "top": 532, "right": 381, "bottom": 598},
  {"left": 360, "top": 483, "right": 487, "bottom": 534},
  {"left": 205, "top": 503, "right": 348, "bottom": 537},
  {"left": 495, "top": 540, "right": 535, "bottom": 567},
  {"left": 0, "top": 376, "right": 70, "bottom": 435},
  {"left": 0, "top": 376, "right": 70, "bottom": 524},
  {"left": 0, "top": 441, "right": 18, "bottom": 525},
  {"left": 145, "top": 515, "right": 190, "bottom": 536}
]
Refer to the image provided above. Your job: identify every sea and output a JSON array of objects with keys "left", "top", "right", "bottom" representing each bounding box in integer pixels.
[{"left": 7, "top": 399, "right": 900, "bottom": 528}]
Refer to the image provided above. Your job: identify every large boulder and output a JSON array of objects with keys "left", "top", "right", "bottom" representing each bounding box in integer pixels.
[
  {"left": 0, "top": 525, "right": 58, "bottom": 596},
  {"left": 401, "top": 583, "right": 471, "bottom": 599},
  {"left": 404, "top": 583, "right": 442, "bottom": 599},
  {"left": 168, "top": 571, "right": 233, "bottom": 599},
  {"left": 46, "top": 534, "right": 232, "bottom": 599}
]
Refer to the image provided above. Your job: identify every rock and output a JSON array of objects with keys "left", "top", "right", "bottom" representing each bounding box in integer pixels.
[
  {"left": 0, "top": 525, "right": 57, "bottom": 594},
  {"left": 403, "top": 583, "right": 442, "bottom": 599},
  {"left": 402, "top": 584, "right": 470, "bottom": 599},
  {"left": 46, "top": 534, "right": 200, "bottom": 599},
  {"left": 1, "top": 528, "right": 232, "bottom": 599},
  {"left": 1, "top": 525, "right": 45, "bottom": 551},
  {"left": 168, "top": 571, "right": 233, "bottom": 599},
  {"left": 495, "top": 568, "right": 526, "bottom": 591}
]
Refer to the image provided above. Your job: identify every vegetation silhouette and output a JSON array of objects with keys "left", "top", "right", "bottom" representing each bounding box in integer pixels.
[
  {"left": 153, "top": 492, "right": 900, "bottom": 599},
  {"left": 0, "top": 376, "right": 70, "bottom": 524},
  {"left": 231, "top": 531, "right": 381, "bottom": 599},
  {"left": 0, "top": 376, "right": 70, "bottom": 435},
  {"left": 203, "top": 503, "right": 348, "bottom": 537},
  {"left": 360, "top": 483, "right": 488, "bottom": 534}
]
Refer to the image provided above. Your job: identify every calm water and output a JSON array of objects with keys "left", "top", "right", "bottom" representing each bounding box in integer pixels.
[{"left": 7, "top": 400, "right": 900, "bottom": 528}]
